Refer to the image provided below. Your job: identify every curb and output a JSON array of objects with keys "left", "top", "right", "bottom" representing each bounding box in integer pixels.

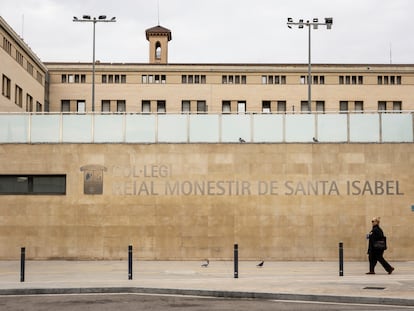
[{"left": 0, "top": 287, "right": 413, "bottom": 307}]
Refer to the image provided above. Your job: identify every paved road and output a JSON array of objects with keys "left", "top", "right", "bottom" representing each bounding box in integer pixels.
[{"left": 1, "top": 294, "right": 414, "bottom": 311}]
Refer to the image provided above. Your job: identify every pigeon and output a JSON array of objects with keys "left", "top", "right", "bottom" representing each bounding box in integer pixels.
[
  {"left": 312, "top": 137, "right": 318, "bottom": 142},
  {"left": 256, "top": 260, "right": 264, "bottom": 268},
  {"left": 239, "top": 137, "right": 246, "bottom": 143},
  {"left": 201, "top": 259, "right": 209, "bottom": 267}
]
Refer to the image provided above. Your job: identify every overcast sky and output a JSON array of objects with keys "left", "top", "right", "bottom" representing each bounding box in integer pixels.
[{"left": 1, "top": 0, "right": 413, "bottom": 64}]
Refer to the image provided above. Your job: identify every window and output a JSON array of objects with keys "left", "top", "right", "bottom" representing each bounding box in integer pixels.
[
  {"left": 228, "top": 76, "right": 233, "bottom": 84},
  {"left": 181, "top": 100, "right": 190, "bottom": 113},
  {"left": 195, "top": 75, "right": 200, "bottom": 84},
  {"left": 75, "top": 74, "right": 80, "bottom": 83},
  {"left": 358, "top": 76, "right": 363, "bottom": 84},
  {"left": 222, "top": 101, "right": 231, "bottom": 113},
  {"left": 384, "top": 76, "right": 389, "bottom": 85},
  {"left": 237, "top": 101, "right": 246, "bottom": 114},
  {"left": 378, "top": 101, "right": 386, "bottom": 112},
  {"left": 157, "top": 100, "right": 166, "bottom": 113},
  {"left": 61, "top": 100, "right": 70, "bottom": 112},
  {"left": 377, "top": 76, "right": 382, "bottom": 85},
  {"left": 262, "top": 76, "right": 267, "bottom": 84},
  {"left": 81, "top": 74, "right": 86, "bottom": 83},
  {"left": 241, "top": 75, "right": 247, "bottom": 84},
  {"left": 68, "top": 74, "right": 74, "bottom": 83},
  {"left": 62, "top": 75, "right": 67, "bottom": 83},
  {"left": 36, "top": 101, "right": 42, "bottom": 112},
  {"left": 188, "top": 75, "right": 193, "bottom": 83},
  {"left": 313, "top": 76, "right": 319, "bottom": 85},
  {"left": 102, "top": 100, "right": 111, "bottom": 112},
  {"left": 3, "top": 37, "right": 12, "bottom": 54},
  {"left": 300, "top": 76, "right": 306, "bottom": 84},
  {"left": 15, "top": 85, "right": 23, "bottom": 107},
  {"left": 277, "top": 101, "right": 286, "bottom": 112},
  {"left": 351, "top": 76, "right": 357, "bottom": 84},
  {"left": 2, "top": 74, "right": 11, "bottom": 99},
  {"left": 262, "top": 101, "right": 271, "bottom": 113},
  {"left": 345, "top": 76, "right": 350, "bottom": 84},
  {"left": 16, "top": 50, "right": 24, "bottom": 65},
  {"left": 121, "top": 75, "right": 126, "bottom": 83},
  {"left": 0, "top": 175, "right": 66, "bottom": 195},
  {"left": 301, "top": 101, "right": 310, "bottom": 113},
  {"left": 201, "top": 75, "right": 206, "bottom": 83},
  {"left": 316, "top": 101, "right": 325, "bottom": 113},
  {"left": 26, "top": 94, "right": 33, "bottom": 112},
  {"left": 354, "top": 101, "right": 364, "bottom": 113},
  {"left": 161, "top": 75, "right": 166, "bottom": 84},
  {"left": 115, "top": 75, "right": 120, "bottom": 83},
  {"left": 197, "top": 101, "right": 207, "bottom": 113},
  {"left": 117, "top": 100, "right": 126, "bottom": 112},
  {"left": 155, "top": 41, "right": 161, "bottom": 59},
  {"left": 142, "top": 100, "right": 151, "bottom": 113},
  {"left": 154, "top": 75, "right": 160, "bottom": 83},
  {"left": 142, "top": 75, "right": 147, "bottom": 84},
  {"left": 319, "top": 76, "right": 325, "bottom": 84},
  {"left": 108, "top": 75, "right": 114, "bottom": 83},
  {"left": 339, "top": 101, "right": 348, "bottom": 113},
  {"left": 222, "top": 76, "right": 227, "bottom": 84},
  {"left": 181, "top": 75, "right": 187, "bottom": 83},
  {"left": 77, "top": 101, "right": 86, "bottom": 113},
  {"left": 393, "top": 101, "right": 402, "bottom": 111},
  {"left": 396, "top": 76, "right": 402, "bottom": 84}
]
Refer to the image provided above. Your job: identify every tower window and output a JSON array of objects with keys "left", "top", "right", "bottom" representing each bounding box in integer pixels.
[{"left": 155, "top": 41, "right": 162, "bottom": 59}]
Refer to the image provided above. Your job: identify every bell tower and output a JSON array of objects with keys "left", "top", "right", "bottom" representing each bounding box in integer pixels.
[{"left": 145, "top": 25, "right": 172, "bottom": 64}]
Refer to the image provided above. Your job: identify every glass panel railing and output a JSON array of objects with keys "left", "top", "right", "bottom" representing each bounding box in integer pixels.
[
  {"left": 62, "top": 114, "right": 92, "bottom": 143},
  {"left": 222, "top": 114, "right": 251, "bottom": 143},
  {"left": 0, "top": 114, "right": 29, "bottom": 143},
  {"left": 253, "top": 114, "right": 283, "bottom": 142},
  {"left": 382, "top": 113, "right": 413, "bottom": 142},
  {"left": 350, "top": 114, "right": 380, "bottom": 142},
  {"left": 189, "top": 114, "right": 219, "bottom": 142},
  {"left": 31, "top": 114, "right": 60, "bottom": 143},
  {"left": 317, "top": 114, "right": 348, "bottom": 142},
  {"left": 158, "top": 114, "right": 188, "bottom": 142},
  {"left": 285, "top": 114, "right": 314, "bottom": 142},
  {"left": 125, "top": 114, "right": 156, "bottom": 143},
  {"left": 94, "top": 114, "right": 124, "bottom": 142}
]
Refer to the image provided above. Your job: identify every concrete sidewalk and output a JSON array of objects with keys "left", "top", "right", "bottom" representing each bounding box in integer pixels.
[{"left": 0, "top": 260, "right": 413, "bottom": 306}]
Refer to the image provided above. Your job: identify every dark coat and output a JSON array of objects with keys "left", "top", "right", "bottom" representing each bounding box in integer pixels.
[{"left": 368, "top": 224, "right": 385, "bottom": 253}]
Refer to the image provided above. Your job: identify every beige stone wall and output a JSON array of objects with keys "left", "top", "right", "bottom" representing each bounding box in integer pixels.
[{"left": 0, "top": 143, "right": 413, "bottom": 261}]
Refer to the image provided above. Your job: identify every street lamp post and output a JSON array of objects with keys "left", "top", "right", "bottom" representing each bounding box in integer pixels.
[
  {"left": 287, "top": 17, "right": 333, "bottom": 111},
  {"left": 73, "top": 15, "right": 116, "bottom": 112}
]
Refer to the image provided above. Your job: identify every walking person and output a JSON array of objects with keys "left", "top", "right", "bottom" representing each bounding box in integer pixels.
[{"left": 366, "top": 217, "right": 394, "bottom": 274}]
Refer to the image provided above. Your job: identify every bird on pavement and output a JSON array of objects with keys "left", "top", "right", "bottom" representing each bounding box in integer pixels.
[
  {"left": 256, "top": 260, "right": 264, "bottom": 268},
  {"left": 201, "top": 259, "right": 209, "bottom": 267}
]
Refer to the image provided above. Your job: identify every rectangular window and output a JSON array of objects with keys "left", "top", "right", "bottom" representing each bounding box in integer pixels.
[
  {"left": 194, "top": 75, "right": 200, "bottom": 84},
  {"left": 281, "top": 76, "right": 286, "bottom": 84},
  {"left": 268, "top": 76, "right": 273, "bottom": 84},
  {"left": 61, "top": 75, "right": 67, "bottom": 83},
  {"left": 161, "top": 75, "right": 166, "bottom": 84},
  {"left": 396, "top": 76, "right": 401, "bottom": 84},
  {"left": 316, "top": 101, "right": 325, "bottom": 113},
  {"left": 354, "top": 101, "right": 364, "bottom": 113},
  {"left": 222, "top": 76, "right": 227, "bottom": 84},
  {"left": 351, "top": 76, "right": 357, "bottom": 84},
  {"left": 237, "top": 101, "right": 246, "bottom": 114},
  {"left": 16, "top": 50, "right": 24, "bottom": 65},
  {"left": 117, "top": 100, "right": 126, "bottom": 112},
  {"left": 393, "top": 101, "right": 402, "bottom": 111},
  {"left": 313, "top": 76, "right": 319, "bottom": 85},
  {"left": 3, "top": 37, "right": 12, "bottom": 54},
  {"left": 262, "top": 75, "right": 267, "bottom": 84},
  {"left": 235, "top": 75, "right": 240, "bottom": 84},
  {"left": 241, "top": 75, "right": 247, "bottom": 84},
  {"left": 301, "top": 101, "right": 310, "bottom": 113},
  {"left": 181, "top": 75, "right": 187, "bottom": 83},
  {"left": 81, "top": 74, "right": 86, "bottom": 83},
  {"left": 26, "top": 94, "right": 33, "bottom": 112},
  {"left": 61, "top": 100, "right": 70, "bottom": 112},
  {"left": 142, "top": 75, "right": 147, "bottom": 84},
  {"left": 115, "top": 75, "right": 120, "bottom": 83},
  {"left": 339, "top": 101, "right": 348, "bottom": 113},
  {"left": 188, "top": 75, "right": 193, "bottom": 83},
  {"left": 108, "top": 75, "right": 114, "bottom": 83},
  {"left": 358, "top": 76, "right": 363, "bottom": 84},
  {"left": 77, "top": 101, "right": 86, "bottom": 113},
  {"left": 390, "top": 76, "right": 395, "bottom": 85},
  {"left": 319, "top": 76, "right": 325, "bottom": 84},
  {"left": 277, "top": 101, "right": 286, "bottom": 112},
  {"left": 0, "top": 175, "right": 66, "bottom": 195},
  {"left": 228, "top": 76, "right": 233, "bottom": 84},
  {"left": 154, "top": 75, "right": 160, "bottom": 84},
  {"left": 378, "top": 101, "right": 386, "bottom": 112},
  {"left": 300, "top": 76, "right": 306, "bottom": 84},
  {"left": 15, "top": 85, "right": 23, "bottom": 107},
  {"left": 75, "top": 74, "right": 80, "bottom": 83},
  {"left": 201, "top": 75, "right": 206, "bottom": 84},
  {"left": 2, "top": 74, "right": 11, "bottom": 99},
  {"left": 27, "top": 62, "right": 34, "bottom": 75},
  {"left": 142, "top": 100, "right": 151, "bottom": 113},
  {"left": 222, "top": 101, "right": 231, "bottom": 113},
  {"left": 339, "top": 76, "right": 344, "bottom": 84},
  {"left": 377, "top": 76, "right": 382, "bottom": 85},
  {"left": 345, "top": 76, "right": 350, "bottom": 84},
  {"left": 274, "top": 76, "right": 280, "bottom": 84},
  {"left": 197, "top": 100, "right": 207, "bottom": 113},
  {"left": 68, "top": 74, "right": 74, "bottom": 83},
  {"left": 262, "top": 101, "right": 271, "bottom": 113},
  {"left": 157, "top": 100, "right": 166, "bottom": 113},
  {"left": 181, "top": 100, "right": 190, "bottom": 113},
  {"left": 121, "top": 75, "right": 126, "bottom": 83},
  {"left": 101, "top": 100, "right": 111, "bottom": 112},
  {"left": 384, "top": 76, "right": 389, "bottom": 85},
  {"left": 102, "top": 75, "right": 107, "bottom": 83}
]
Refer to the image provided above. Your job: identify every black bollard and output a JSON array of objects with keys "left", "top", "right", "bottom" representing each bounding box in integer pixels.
[
  {"left": 234, "top": 244, "right": 238, "bottom": 279},
  {"left": 20, "top": 247, "right": 25, "bottom": 282},
  {"left": 339, "top": 242, "right": 344, "bottom": 276},
  {"left": 128, "top": 245, "right": 133, "bottom": 280}
]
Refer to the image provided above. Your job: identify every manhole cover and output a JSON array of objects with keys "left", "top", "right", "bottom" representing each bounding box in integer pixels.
[{"left": 363, "top": 286, "right": 386, "bottom": 290}]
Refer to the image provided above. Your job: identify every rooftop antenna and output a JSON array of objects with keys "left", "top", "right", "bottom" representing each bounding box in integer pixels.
[
  {"left": 389, "top": 42, "right": 392, "bottom": 64},
  {"left": 21, "top": 14, "right": 24, "bottom": 40},
  {"left": 157, "top": 0, "right": 160, "bottom": 25}
]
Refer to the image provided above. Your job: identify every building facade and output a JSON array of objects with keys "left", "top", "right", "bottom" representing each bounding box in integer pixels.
[{"left": 1, "top": 16, "right": 414, "bottom": 261}]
